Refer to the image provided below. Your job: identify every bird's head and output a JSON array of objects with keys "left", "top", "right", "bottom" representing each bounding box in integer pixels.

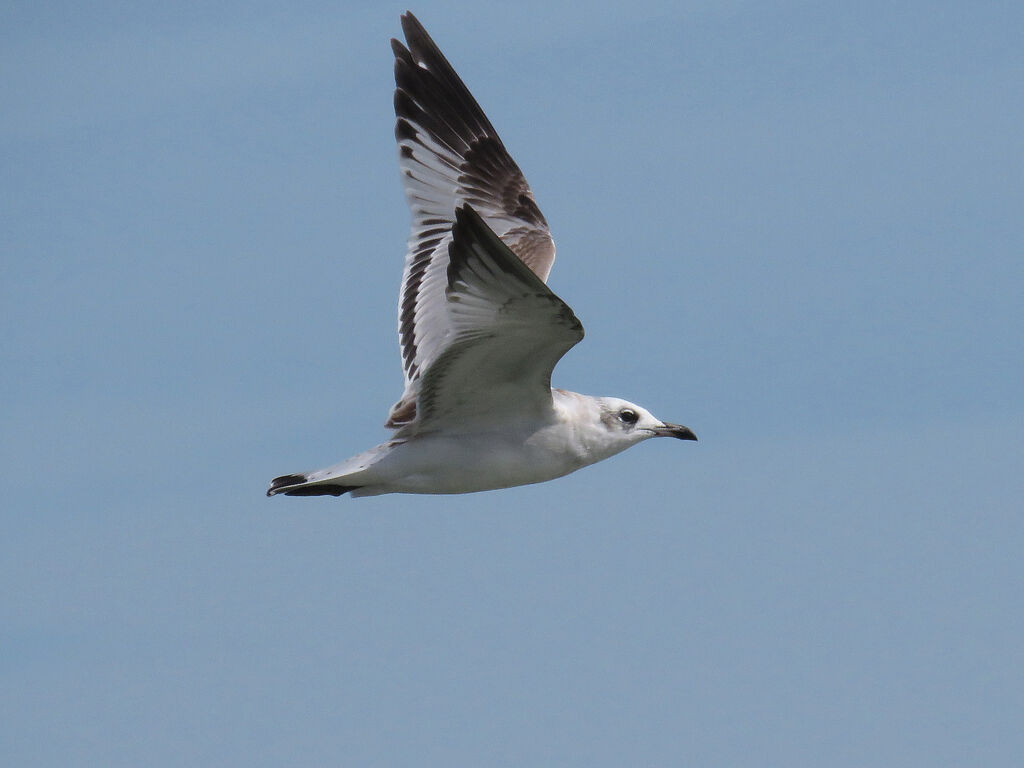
[{"left": 597, "top": 396, "right": 697, "bottom": 444}]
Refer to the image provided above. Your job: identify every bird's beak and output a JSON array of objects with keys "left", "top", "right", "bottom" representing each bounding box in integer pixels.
[{"left": 651, "top": 422, "right": 698, "bottom": 441}]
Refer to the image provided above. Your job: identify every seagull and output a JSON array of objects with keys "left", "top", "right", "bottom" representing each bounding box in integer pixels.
[{"left": 268, "top": 12, "right": 696, "bottom": 499}]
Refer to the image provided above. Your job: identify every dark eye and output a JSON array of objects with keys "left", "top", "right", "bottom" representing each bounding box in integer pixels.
[{"left": 619, "top": 409, "right": 638, "bottom": 425}]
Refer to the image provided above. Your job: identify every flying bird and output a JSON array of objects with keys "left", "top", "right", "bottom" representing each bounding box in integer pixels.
[{"left": 268, "top": 12, "right": 696, "bottom": 498}]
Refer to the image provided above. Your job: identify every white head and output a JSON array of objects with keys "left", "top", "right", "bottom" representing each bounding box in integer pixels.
[{"left": 562, "top": 393, "right": 697, "bottom": 464}]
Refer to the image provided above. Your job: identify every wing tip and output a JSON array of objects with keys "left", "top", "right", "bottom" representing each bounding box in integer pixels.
[{"left": 400, "top": 11, "right": 428, "bottom": 44}]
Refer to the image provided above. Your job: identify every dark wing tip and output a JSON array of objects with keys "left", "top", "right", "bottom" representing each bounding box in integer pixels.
[
  {"left": 400, "top": 11, "right": 428, "bottom": 42},
  {"left": 453, "top": 202, "right": 481, "bottom": 229},
  {"left": 452, "top": 204, "right": 503, "bottom": 262},
  {"left": 449, "top": 204, "right": 506, "bottom": 277},
  {"left": 451, "top": 204, "right": 521, "bottom": 266},
  {"left": 449, "top": 204, "right": 564, "bottom": 300}
]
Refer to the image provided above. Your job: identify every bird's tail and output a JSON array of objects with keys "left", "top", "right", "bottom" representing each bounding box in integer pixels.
[
  {"left": 266, "top": 441, "right": 398, "bottom": 498},
  {"left": 266, "top": 473, "right": 360, "bottom": 497}
]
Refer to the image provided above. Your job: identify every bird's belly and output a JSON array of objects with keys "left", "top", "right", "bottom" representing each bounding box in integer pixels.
[{"left": 376, "top": 432, "right": 582, "bottom": 494}]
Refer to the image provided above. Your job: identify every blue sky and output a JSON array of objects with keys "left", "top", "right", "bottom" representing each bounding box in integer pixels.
[{"left": 3, "top": 1, "right": 1022, "bottom": 765}]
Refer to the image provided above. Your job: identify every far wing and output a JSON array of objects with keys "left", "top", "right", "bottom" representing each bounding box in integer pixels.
[
  {"left": 388, "top": 12, "right": 556, "bottom": 426},
  {"left": 406, "top": 205, "right": 582, "bottom": 435}
]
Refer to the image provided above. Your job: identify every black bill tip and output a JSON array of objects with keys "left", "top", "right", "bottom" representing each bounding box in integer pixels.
[{"left": 653, "top": 423, "right": 698, "bottom": 441}]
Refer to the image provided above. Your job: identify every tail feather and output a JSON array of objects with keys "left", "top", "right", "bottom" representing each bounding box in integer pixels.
[
  {"left": 268, "top": 442, "right": 396, "bottom": 499},
  {"left": 267, "top": 473, "right": 360, "bottom": 498}
]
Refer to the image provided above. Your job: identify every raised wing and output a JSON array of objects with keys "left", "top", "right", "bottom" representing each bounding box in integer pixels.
[
  {"left": 406, "top": 205, "right": 582, "bottom": 435},
  {"left": 388, "top": 12, "right": 556, "bottom": 427}
]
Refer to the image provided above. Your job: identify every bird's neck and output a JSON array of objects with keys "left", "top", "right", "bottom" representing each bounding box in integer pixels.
[{"left": 550, "top": 389, "right": 620, "bottom": 464}]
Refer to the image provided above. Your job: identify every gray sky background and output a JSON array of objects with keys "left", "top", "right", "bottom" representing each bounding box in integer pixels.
[{"left": 3, "top": 1, "right": 1022, "bottom": 765}]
